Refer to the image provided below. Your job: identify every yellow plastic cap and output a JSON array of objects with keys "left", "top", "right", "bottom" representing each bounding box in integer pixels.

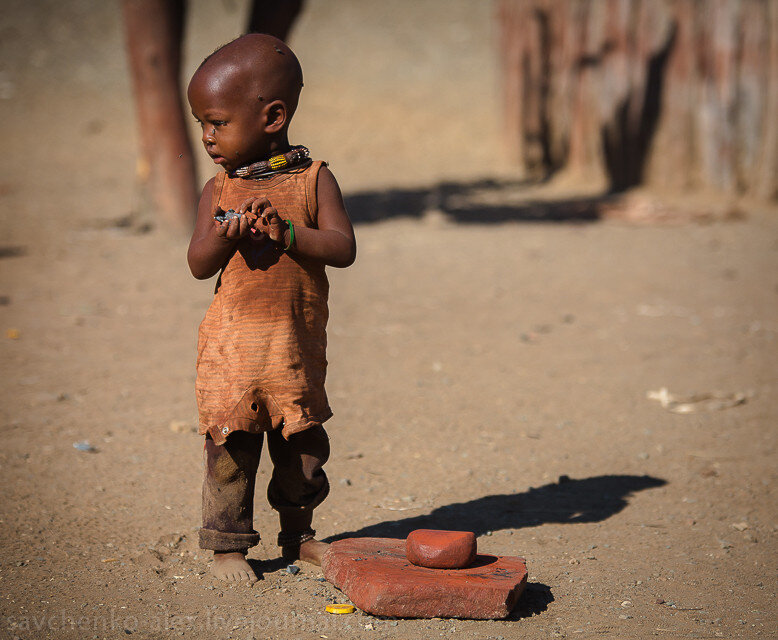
[{"left": 325, "top": 604, "right": 355, "bottom": 615}]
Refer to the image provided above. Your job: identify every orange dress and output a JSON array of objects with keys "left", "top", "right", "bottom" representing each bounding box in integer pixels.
[{"left": 195, "top": 161, "right": 332, "bottom": 445}]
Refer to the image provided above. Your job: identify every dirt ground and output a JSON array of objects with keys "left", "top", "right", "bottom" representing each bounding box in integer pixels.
[{"left": 1, "top": 1, "right": 777, "bottom": 639}]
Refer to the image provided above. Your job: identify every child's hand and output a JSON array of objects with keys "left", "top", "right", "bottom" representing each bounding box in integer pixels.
[
  {"left": 257, "top": 207, "right": 288, "bottom": 244},
  {"left": 241, "top": 197, "right": 289, "bottom": 244}
]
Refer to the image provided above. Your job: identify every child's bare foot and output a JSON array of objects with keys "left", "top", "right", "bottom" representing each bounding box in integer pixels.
[
  {"left": 211, "top": 551, "right": 258, "bottom": 584},
  {"left": 296, "top": 539, "right": 330, "bottom": 566}
]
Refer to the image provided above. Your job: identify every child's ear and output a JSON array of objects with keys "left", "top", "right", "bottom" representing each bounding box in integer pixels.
[{"left": 262, "top": 100, "right": 287, "bottom": 134}]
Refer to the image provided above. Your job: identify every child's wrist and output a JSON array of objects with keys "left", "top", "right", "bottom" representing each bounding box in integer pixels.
[{"left": 282, "top": 219, "right": 295, "bottom": 251}]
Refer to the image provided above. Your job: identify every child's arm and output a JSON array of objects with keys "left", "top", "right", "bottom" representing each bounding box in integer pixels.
[
  {"left": 249, "top": 166, "right": 356, "bottom": 268},
  {"left": 187, "top": 178, "right": 259, "bottom": 279}
]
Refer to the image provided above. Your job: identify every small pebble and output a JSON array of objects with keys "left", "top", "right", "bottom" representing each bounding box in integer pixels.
[
  {"left": 73, "top": 441, "right": 98, "bottom": 453},
  {"left": 286, "top": 564, "right": 300, "bottom": 575},
  {"left": 169, "top": 420, "right": 191, "bottom": 434}
]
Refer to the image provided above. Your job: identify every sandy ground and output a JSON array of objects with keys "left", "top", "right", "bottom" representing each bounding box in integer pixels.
[{"left": 1, "top": 1, "right": 777, "bottom": 639}]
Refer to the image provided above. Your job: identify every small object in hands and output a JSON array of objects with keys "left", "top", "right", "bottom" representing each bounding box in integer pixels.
[
  {"left": 214, "top": 208, "right": 242, "bottom": 223},
  {"left": 325, "top": 603, "right": 355, "bottom": 615}
]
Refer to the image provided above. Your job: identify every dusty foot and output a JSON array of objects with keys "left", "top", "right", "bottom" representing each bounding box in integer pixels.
[
  {"left": 210, "top": 551, "right": 258, "bottom": 584},
  {"left": 297, "top": 539, "right": 330, "bottom": 566}
]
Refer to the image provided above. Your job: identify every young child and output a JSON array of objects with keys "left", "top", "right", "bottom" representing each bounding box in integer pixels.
[{"left": 186, "top": 34, "right": 356, "bottom": 584}]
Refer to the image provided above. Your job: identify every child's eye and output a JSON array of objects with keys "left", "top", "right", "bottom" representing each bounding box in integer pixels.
[{"left": 213, "top": 120, "right": 227, "bottom": 127}]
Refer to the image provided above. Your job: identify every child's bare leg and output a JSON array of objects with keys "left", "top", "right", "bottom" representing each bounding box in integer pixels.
[
  {"left": 298, "top": 539, "right": 330, "bottom": 565},
  {"left": 211, "top": 550, "right": 257, "bottom": 583}
]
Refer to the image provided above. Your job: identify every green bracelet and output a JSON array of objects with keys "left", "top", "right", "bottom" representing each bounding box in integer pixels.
[{"left": 284, "top": 219, "right": 295, "bottom": 251}]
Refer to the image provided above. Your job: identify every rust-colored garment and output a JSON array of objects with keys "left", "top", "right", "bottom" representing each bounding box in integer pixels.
[{"left": 196, "top": 161, "right": 332, "bottom": 445}]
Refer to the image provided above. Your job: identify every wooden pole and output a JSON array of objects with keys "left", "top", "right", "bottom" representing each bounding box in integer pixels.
[{"left": 122, "top": 0, "right": 197, "bottom": 230}]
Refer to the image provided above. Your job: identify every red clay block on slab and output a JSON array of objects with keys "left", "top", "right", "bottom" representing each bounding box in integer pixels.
[
  {"left": 406, "top": 529, "right": 477, "bottom": 569},
  {"left": 322, "top": 537, "right": 527, "bottom": 619}
]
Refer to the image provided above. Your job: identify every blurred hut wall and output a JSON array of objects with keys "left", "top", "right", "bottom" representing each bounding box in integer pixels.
[{"left": 498, "top": 0, "right": 778, "bottom": 202}]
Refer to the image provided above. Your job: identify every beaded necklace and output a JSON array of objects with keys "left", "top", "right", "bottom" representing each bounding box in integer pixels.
[{"left": 230, "top": 145, "right": 312, "bottom": 180}]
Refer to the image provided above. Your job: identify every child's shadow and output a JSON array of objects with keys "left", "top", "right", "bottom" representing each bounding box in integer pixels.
[
  {"left": 238, "top": 238, "right": 282, "bottom": 271},
  {"left": 246, "top": 556, "right": 289, "bottom": 581},
  {"left": 326, "top": 474, "right": 666, "bottom": 541}
]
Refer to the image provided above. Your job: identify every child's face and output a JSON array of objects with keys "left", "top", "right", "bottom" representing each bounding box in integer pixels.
[{"left": 188, "top": 74, "right": 271, "bottom": 173}]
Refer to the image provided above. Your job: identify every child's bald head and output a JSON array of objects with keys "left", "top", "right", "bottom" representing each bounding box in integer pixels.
[
  {"left": 192, "top": 33, "right": 303, "bottom": 123},
  {"left": 187, "top": 34, "right": 305, "bottom": 170}
]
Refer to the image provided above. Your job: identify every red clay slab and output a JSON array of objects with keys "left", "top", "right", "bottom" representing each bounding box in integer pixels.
[
  {"left": 322, "top": 537, "right": 527, "bottom": 619},
  {"left": 406, "top": 529, "right": 477, "bottom": 569}
]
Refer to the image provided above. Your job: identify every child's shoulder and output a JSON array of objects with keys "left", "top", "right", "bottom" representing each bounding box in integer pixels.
[{"left": 313, "top": 162, "right": 342, "bottom": 193}]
